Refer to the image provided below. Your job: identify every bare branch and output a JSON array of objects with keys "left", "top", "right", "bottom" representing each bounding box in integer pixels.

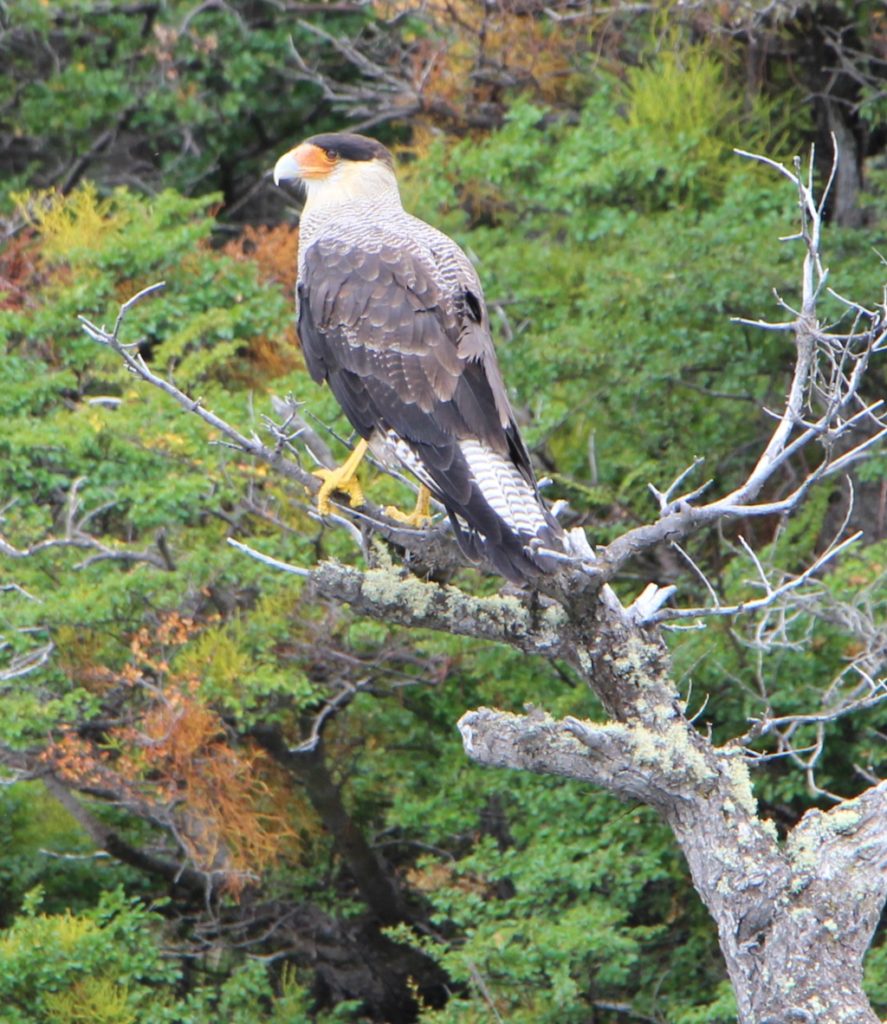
[
  {"left": 0, "top": 477, "right": 176, "bottom": 572},
  {"left": 0, "top": 582, "right": 41, "bottom": 602},
  {"left": 788, "top": 780, "right": 887, "bottom": 878},
  {"left": 42, "top": 775, "right": 211, "bottom": 899},
  {"left": 458, "top": 707, "right": 677, "bottom": 804},
  {"left": 0, "top": 641, "right": 55, "bottom": 684},
  {"left": 646, "top": 530, "right": 862, "bottom": 625},
  {"left": 286, "top": 19, "right": 429, "bottom": 131},
  {"left": 749, "top": 685, "right": 887, "bottom": 737},
  {"left": 648, "top": 456, "right": 712, "bottom": 515},
  {"left": 226, "top": 539, "right": 311, "bottom": 578},
  {"left": 287, "top": 677, "right": 373, "bottom": 755},
  {"left": 78, "top": 283, "right": 473, "bottom": 574},
  {"left": 307, "top": 560, "right": 571, "bottom": 658},
  {"left": 591, "top": 143, "right": 884, "bottom": 597}
]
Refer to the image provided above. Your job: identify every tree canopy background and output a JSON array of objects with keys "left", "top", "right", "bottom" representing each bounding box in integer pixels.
[{"left": 1, "top": 1, "right": 885, "bottom": 1022}]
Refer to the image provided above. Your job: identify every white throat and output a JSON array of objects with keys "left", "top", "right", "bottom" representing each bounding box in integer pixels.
[{"left": 302, "top": 160, "right": 402, "bottom": 217}]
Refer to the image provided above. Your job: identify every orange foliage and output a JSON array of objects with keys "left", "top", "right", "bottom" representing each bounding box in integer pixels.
[
  {"left": 374, "top": 0, "right": 594, "bottom": 129},
  {"left": 0, "top": 229, "right": 42, "bottom": 310},
  {"left": 124, "top": 610, "right": 199, "bottom": 679},
  {"left": 245, "top": 330, "right": 301, "bottom": 379},
  {"left": 41, "top": 730, "right": 124, "bottom": 793},
  {"left": 45, "top": 612, "right": 296, "bottom": 897},
  {"left": 221, "top": 224, "right": 302, "bottom": 379},
  {"left": 120, "top": 687, "right": 293, "bottom": 895},
  {"left": 222, "top": 223, "right": 298, "bottom": 294},
  {"left": 406, "top": 860, "right": 493, "bottom": 896}
]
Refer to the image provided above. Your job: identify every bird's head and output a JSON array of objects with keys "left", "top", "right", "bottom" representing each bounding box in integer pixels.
[{"left": 273, "top": 132, "right": 399, "bottom": 210}]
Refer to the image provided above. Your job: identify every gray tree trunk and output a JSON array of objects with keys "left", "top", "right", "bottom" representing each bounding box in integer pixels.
[{"left": 455, "top": 597, "right": 887, "bottom": 1024}]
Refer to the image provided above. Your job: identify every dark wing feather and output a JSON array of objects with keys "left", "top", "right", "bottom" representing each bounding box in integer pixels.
[
  {"left": 298, "top": 236, "right": 556, "bottom": 580},
  {"left": 299, "top": 239, "right": 514, "bottom": 453}
]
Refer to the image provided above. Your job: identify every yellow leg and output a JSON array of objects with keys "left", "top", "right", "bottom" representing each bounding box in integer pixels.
[
  {"left": 385, "top": 484, "right": 432, "bottom": 528},
  {"left": 314, "top": 439, "right": 368, "bottom": 515}
]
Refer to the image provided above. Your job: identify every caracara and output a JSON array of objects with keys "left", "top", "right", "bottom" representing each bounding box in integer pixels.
[{"left": 273, "top": 132, "right": 564, "bottom": 583}]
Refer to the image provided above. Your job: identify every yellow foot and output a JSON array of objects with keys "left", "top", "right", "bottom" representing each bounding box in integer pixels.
[
  {"left": 313, "top": 439, "right": 368, "bottom": 515},
  {"left": 385, "top": 485, "right": 432, "bottom": 528}
]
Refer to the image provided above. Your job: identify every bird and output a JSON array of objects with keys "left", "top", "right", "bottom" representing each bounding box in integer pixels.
[{"left": 273, "top": 131, "right": 565, "bottom": 583}]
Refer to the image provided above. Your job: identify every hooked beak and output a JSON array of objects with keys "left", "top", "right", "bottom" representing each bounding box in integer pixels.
[{"left": 273, "top": 143, "right": 332, "bottom": 186}]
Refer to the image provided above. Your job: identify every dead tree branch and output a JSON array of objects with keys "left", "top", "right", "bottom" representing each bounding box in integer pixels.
[
  {"left": 459, "top": 702, "right": 887, "bottom": 1023},
  {"left": 0, "top": 475, "right": 176, "bottom": 571},
  {"left": 287, "top": 20, "right": 432, "bottom": 132},
  {"left": 596, "top": 144, "right": 886, "bottom": 607},
  {"left": 78, "top": 286, "right": 470, "bottom": 577}
]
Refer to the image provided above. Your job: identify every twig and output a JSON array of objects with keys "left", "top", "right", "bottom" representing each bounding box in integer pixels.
[
  {"left": 225, "top": 539, "right": 310, "bottom": 577},
  {"left": 0, "top": 642, "right": 55, "bottom": 683},
  {"left": 78, "top": 283, "right": 472, "bottom": 572},
  {"left": 647, "top": 531, "right": 862, "bottom": 625}
]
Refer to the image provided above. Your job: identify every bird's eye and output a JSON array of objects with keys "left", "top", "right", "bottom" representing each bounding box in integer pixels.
[{"left": 321, "top": 149, "right": 337, "bottom": 162}]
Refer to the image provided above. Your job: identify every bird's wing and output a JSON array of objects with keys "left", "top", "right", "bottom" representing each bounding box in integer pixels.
[
  {"left": 298, "top": 235, "right": 558, "bottom": 580},
  {"left": 298, "top": 238, "right": 529, "bottom": 481}
]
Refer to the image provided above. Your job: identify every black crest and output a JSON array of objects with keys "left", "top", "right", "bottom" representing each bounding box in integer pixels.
[{"left": 306, "top": 132, "right": 393, "bottom": 167}]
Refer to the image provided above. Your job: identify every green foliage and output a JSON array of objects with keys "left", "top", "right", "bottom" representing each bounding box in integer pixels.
[
  {"left": 1, "top": 13, "right": 885, "bottom": 1024},
  {"left": 866, "top": 940, "right": 887, "bottom": 1017},
  {"left": 391, "top": 801, "right": 670, "bottom": 1024},
  {"left": 0, "top": 886, "right": 332, "bottom": 1024},
  {"left": 0, "top": 886, "right": 176, "bottom": 1024},
  {"left": 45, "top": 977, "right": 136, "bottom": 1024},
  {"left": 0, "top": 182, "right": 325, "bottom": 747},
  {"left": 355, "top": 634, "right": 730, "bottom": 1022},
  {"left": 609, "top": 44, "right": 795, "bottom": 210},
  {"left": 404, "top": 90, "right": 884, "bottom": 524},
  {"left": 0, "top": 1, "right": 367, "bottom": 209},
  {"left": 0, "top": 784, "right": 144, "bottom": 926}
]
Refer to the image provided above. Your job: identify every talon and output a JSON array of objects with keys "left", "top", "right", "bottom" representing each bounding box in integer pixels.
[
  {"left": 385, "top": 485, "right": 432, "bottom": 528},
  {"left": 314, "top": 468, "right": 365, "bottom": 514},
  {"left": 313, "top": 439, "right": 368, "bottom": 514}
]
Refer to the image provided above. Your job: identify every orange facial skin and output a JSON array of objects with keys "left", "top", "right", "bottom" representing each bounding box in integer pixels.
[{"left": 290, "top": 143, "right": 336, "bottom": 179}]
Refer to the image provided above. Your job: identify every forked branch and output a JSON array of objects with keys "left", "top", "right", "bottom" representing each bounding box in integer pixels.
[
  {"left": 78, "top": 288, "right": 469, "bottom": 575},
  {"left": 597, "top": 143, "right": 885, "bottom": 614}
]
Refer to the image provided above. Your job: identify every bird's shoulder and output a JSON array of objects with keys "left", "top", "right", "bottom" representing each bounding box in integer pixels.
[{"left": 303, "top": 211, "right": 481, "bottom": 299}]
